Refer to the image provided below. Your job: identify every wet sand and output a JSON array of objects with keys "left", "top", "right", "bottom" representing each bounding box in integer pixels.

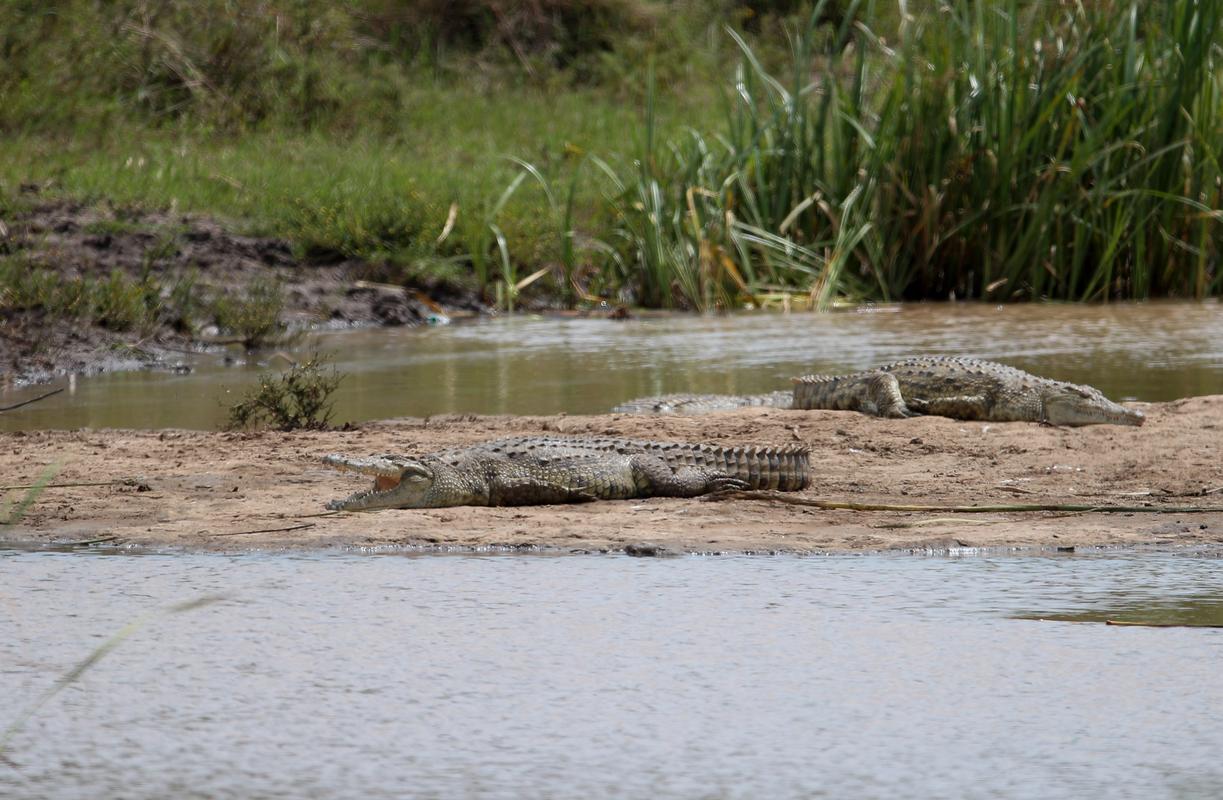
[{"left": 3, "top": 396, "right": 1222, "bottom": 555}]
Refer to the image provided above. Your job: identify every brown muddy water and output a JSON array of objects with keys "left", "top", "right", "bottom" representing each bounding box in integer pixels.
[
  {"left": 2, "top": 546, "right": 1222, "bottom": 799},
  {"left": 1, "top": 302, "right": 1221, "bottom": 431}
]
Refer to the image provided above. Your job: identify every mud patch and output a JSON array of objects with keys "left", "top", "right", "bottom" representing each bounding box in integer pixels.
[{"left": 0, "top": 197, "right": 480, "bottom": 386}]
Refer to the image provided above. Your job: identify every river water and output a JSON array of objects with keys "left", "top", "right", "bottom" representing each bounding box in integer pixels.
[
  {"left": 2, "top": 302, "right": 1221, "bottom": 430},
  {"left": 2, "top": 546, "right": 1222, "bottom": 799},
  {"left": 3, "top": 304, "right": 1222, "bottom": 798}
]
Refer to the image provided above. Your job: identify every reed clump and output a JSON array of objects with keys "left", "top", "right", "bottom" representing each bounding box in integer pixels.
[{"left": 506, "top": 0, "right": 1222, "bottom": 308}]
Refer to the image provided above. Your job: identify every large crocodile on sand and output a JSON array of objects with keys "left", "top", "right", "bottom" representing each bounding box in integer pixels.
[
  {"left": 792, "top": 357, "right": 1144, "bottom": 425},
  {"left": 324, "top": 435, "right": 811, "bottom": 510},
  {"left": 614, "top": 357, "right": 1145, "bottom": 426}
]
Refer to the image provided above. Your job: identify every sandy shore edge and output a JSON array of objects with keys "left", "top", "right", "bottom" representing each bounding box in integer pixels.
[{"left": 3, "top": 397, "right": 1222, "bottom": 555}]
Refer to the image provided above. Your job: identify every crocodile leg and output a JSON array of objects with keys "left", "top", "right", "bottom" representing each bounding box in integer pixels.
[
  {"left": 630, "top": 454, "right": 749, "bottom": 498},
  {"left": 863, "top": 373, "right": 918, "bottom": 418}
]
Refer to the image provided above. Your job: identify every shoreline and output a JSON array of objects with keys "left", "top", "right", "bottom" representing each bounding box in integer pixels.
[
  {"left": 3, "top": 398, "right": 1221, "bottom": 556},
  {"left": 7, "top": 538, "right": 1216, "bottom": 559}
]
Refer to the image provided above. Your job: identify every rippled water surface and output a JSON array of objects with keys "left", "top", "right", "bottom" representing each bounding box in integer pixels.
[
  {"left": 2, "top": 547, "right": 1222, "bottom": 799},
  {"left": 2, "top": 302, "right": 1221, "bottom": 430}
]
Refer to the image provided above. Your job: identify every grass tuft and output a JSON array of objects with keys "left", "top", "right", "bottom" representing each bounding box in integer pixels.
[{"left": 211, "top": 277, "right": 290, "bottom": 350}]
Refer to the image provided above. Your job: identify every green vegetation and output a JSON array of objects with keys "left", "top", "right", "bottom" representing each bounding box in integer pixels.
[
  {"left": 225, "top": 354, "right": 344, "bottom": 431},
  {"left": 0, "top": 258, "right": 164, "bottom": 334},
  {"left": 1, "top": 1, "right": 1219, "bottom": 309},
  {"left": 210, "top": 277, "right": 290, "bottom": 348},
  {"left": 0, "top": 257, "right": 293, "bottom": 348}
]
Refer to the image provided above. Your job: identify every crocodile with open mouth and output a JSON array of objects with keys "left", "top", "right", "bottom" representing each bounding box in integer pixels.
[{"left": 324, "top": 435, "right": 811, "bottom": 510}]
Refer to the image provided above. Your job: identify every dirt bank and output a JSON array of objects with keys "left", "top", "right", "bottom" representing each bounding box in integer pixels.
[
  {"left": 3, "top": 396, "right": 1222, "bottom": 555},
  {"left": 0, "top": 197, "right": 483, "bottom": 386}
]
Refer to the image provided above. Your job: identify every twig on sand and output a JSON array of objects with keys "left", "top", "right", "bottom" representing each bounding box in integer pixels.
[
  {"left": 0, "top": 387, "right": 64, "bottom": 413},
  {"left": 875, "top": 517, "right": 990, "bottom": 529},
  {"left": 0, "top": 479, "right": 145, "bottom": 491},
  {"left": 209, "top": 522, "right": 315, "bottom": 537},
  {"left": 1, "top": 464, "right": 62, "bottom": 526},
  {"left": 1105, "top": 620, "right": 1223, "bottom": 628},
  {"left": 62, "top": 535, "right": 120, "bottom": 546},
  {"left": 706, "top": 489, "right": 1223, "bottom": 514}
]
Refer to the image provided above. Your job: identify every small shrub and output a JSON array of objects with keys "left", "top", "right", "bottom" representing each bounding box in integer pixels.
[{"left": 225, "top": 354, "right": 344, "bottom": 432}]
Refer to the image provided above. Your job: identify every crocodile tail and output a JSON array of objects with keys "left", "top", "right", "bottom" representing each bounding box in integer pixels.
[
  {"left": 769, "top": 445, "right": 811, "bottom": 491},
  {"left": 637, "top": 440, "right": 811, "bottom": 492},
  {"left": 724, "top": 444, "right": 810, "bottom": 491},
  {"left": 790, "top": 374, "right": 845, "bottom": 410}
]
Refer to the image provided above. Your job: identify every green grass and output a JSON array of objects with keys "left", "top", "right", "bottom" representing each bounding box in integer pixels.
[
  {"left": 0, "top": 255, "right": 293, "bottom": 348},
  {"left": 0, "top": 82, "right": 721, "bottom": 295},
  {"left": 0, "top": 1, "right": 797, "bottom": 308},
  {"left": 211, "top": 276, "right": 290, "bottom": 348},
  {"left": 0, "top": 257, "right": 164, "bottom": 334}
]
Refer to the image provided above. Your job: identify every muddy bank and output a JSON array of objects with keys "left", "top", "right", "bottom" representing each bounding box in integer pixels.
[
  {"left": 0, "top": 197, "right": 483, "bottom": 386},
  {"left": 3, "top": 396, "right": 1222, "bottom": 555}
]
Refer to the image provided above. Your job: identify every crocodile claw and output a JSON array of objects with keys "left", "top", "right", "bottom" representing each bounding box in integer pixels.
[{"left": 708, "top": 476, "right": 751, "bottom": 492}]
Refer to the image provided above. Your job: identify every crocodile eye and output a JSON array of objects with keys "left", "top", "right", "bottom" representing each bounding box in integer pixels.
[{"left": 401, "top": 464, "right": 433, "bottom": 481}]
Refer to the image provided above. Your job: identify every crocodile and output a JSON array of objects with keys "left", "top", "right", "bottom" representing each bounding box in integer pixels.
[
  {"left": 792, "top": 357, "right": 1144, "bottom": 426},
  {"left": 324, "top": 435, "right": 811, "bottom": 510},
  {"left": 615, "top": 357, "right": 1143, "bottom": 426},
  {"left": 612, "top": 391, "right": 794, "bottom": 414}
]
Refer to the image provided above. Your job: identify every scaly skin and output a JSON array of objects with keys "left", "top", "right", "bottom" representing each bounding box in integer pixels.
[
  {"left": 324, "top": 435, "right": 811, "bottom": 510},
  {"left": 793, "top": 357, "right": 1144, "bottom": 426},
  {"left": 612, "top": 391, "right": 794, "bottom": 415}
]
